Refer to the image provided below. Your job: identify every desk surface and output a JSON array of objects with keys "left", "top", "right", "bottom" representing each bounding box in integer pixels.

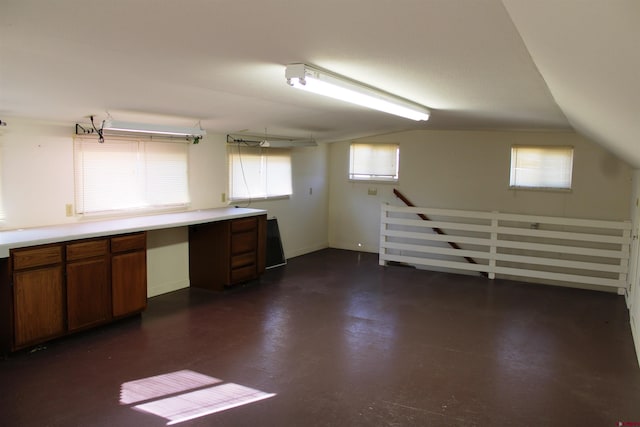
[{"left": 0, "top": 207, "right": 267, "bottom": 258}]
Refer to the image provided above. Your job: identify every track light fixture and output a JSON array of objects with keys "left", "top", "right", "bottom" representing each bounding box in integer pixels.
[{"left": 285, "top": 63, "right": 430, "bottom": 121}]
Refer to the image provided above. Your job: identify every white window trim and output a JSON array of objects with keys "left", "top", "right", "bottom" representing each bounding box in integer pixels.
[
  {"left": 74, "top": 136, "right": 190, "bottom": 217},
  {"left": 509, "top": 145, "right": 574, "bottom": 191},
  {"left": 228, "top": 145, "right": 293, "bottom": 202},
  {"left": 349, "top": 142, "right": 400, "bottom": 183}
]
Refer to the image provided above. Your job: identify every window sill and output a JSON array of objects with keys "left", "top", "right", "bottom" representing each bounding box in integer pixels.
[
  {"left": 509, "top": 186, "right": 572, "bottom": 193},
  {"left": 349, "top": 179, "right": 399, "bottom": 184},
  {"left": 228, "top": 195, "right": 291, "bottom": 204}
]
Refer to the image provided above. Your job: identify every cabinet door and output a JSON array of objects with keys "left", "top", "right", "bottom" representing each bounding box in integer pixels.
[
  {"left": 13, "top": 266, "right": 65, "bottom": 348},
  {"left": 66, "top": 258, "right": 111, "bottom": 332},
  {"left": 112, "top": 251, "right": 147, "bottom": 317}
]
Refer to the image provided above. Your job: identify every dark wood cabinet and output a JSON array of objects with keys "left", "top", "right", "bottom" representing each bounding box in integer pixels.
[
  {"left": 11, "top": 245, "right": 65, "bottom": 348},
  {"left": 13, "top": 266, "right": 65, "bottom": 348},
  {"left": 3, "top": 232, "right": 147, "bottom": 352},
  {"left": 190, "top": 215, "right": 267, "bottom": 291},
  {"left": 111, "top": 233, "right": 147, "bottom": 317},
  {"left": 66, "top": 239, "right": 110, "bottom": 332},
  {"left": 0, "top": 211, "right": 265, "bottom": 353}
]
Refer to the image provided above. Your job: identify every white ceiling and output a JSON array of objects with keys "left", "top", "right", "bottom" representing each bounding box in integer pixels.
[{"left": 1, "top": 1, "right": 637, "bottom": 164}]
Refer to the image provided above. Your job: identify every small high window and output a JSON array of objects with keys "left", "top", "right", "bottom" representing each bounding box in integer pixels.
[
  {"left": 349, "top": 143, "right": 399, "bottom": 182},
  {"left": 510, "top": 146, "right": 573, "bottom": 190}
]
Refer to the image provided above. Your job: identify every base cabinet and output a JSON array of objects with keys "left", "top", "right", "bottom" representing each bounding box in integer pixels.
[
  {"left": 112, "top": 233, "right": 147, "bottom": 317},
  {"left": 4, "top": 232, "right": 147, "bottom": 352},
  {"left": 66, "top": 239, "right": 110, "bottom": 332},
  {"left": 190, "top": 215, "right": 266, "bottom": 291},
  {"left": 14, "top": 265, "right": 65, "bottom": 348}
]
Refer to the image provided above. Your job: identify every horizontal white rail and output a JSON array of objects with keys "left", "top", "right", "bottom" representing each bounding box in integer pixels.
[{"left": 380, "top": 204, "right": 632, "bottom": 292}]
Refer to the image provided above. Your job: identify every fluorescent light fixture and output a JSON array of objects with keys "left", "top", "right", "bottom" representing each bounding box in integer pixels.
[
  {"left": 285, "top": 63, "right": 430, "bottom": 121},
  {"left": 102, "top": 119, "right": 206, "bottom": 137}
]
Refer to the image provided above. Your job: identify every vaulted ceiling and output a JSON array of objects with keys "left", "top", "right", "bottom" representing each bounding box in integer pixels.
[{"left": 1, "top": 1, "right": 638, "bottom": 165}]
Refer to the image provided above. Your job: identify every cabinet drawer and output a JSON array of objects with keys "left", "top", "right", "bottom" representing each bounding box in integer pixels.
[
  {"left": 66, "top": 239, "right": 108, "bottom": 261},
  {"left": 231, "top": 265, "right": 257, "bottom": 284},
  {"left": 231, "top": 252, "right": 256, "bottom": 269},
  {"left": 111, "top": 233, "right": 146, "bottom": 253},
  {"left": 231, "top": 231, "right": 257, "bottom": 254},
  {"left": 12, "top": 245, "right": 63, "bottom": 270},
  {"left": 231, "top": 217, "right": 257, "bottom": 233}
]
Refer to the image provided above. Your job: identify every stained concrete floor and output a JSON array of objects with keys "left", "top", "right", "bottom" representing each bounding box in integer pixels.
[{"left": 1, "top": 248, "right": 639, "bottom": 426}]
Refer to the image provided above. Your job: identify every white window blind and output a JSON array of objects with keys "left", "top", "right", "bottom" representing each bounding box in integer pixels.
[
  {"left": 228, "top": 146, "right": 292, "bottom": 201},
  {"left": 510, "top": 146, "right": 573, "bottom": 190},
  {"left": 74, "top": 137, "right": 189, "bottom": 215},
  {"left": 349, "top": 143, "right": 399, "bottom": 182}
]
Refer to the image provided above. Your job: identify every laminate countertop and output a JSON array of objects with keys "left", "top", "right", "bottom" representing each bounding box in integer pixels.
[{"left": 0, "top": 207, "right": 267, "bottom": 258}]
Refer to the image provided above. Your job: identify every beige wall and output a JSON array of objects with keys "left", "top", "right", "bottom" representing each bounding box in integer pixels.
[
  {"left": 328, "top": 129, "right": 633, "bottom": 253},
  {"left": 0, "top": 118, "right": 329, "bottom": 297}
]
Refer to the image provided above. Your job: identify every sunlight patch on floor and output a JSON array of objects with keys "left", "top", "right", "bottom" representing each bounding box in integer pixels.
[{"left": 120, "top": 370, "right": 275, "bottom": 425}]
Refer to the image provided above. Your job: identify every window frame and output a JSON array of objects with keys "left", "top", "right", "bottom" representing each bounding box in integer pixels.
[
  {"left": 509, "top": 145, "right": 574, "bottom": 191},
  {"left": 348, "top": 142, "right": 400, "bottom": 183},
  {"left": 74, "top": 136, "right": 191, "bottom": 217},
  {"left": 227, "top": 145, "right": 293, "bottom": 202}
]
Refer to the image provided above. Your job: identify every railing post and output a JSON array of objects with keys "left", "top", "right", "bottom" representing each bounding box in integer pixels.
[
  {"left": 619, "top": 222, "right": 631, "bottom": 295},
  {"left": 488, "top": 212, "right": 498, "bottom": 279},
  {"left": 379, "top": 204, "right": 388, "bottom": 266}
]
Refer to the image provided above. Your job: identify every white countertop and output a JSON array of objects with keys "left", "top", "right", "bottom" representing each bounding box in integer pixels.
[{"left": 0, "top": 207, "right": 267, "bottom": 258}]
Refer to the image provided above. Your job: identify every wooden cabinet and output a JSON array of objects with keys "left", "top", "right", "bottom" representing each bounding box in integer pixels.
[
  {"left": 3, "top": 232, "right": 147, "bottom": 352},
  {"left": 11, "top": 245, "right": 65, "bottom": 348},
  {"left": 111, "top": 233, "right": 147, "bottom": 317},
  {"left": 189, "top": 215, "right": 267, "bottom": 291},
  {"left": 66, "top": 239, "right": 110, "bottom": 332}
]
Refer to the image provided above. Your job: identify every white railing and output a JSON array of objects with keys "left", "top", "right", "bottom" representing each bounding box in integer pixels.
[{"left": 379, "top": 204, "right": 632, "bottom": 293}]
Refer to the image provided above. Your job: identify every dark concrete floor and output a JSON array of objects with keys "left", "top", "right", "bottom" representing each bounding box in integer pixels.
[{"left": 1, "top": 248, "right": 640, "bottom": 426}]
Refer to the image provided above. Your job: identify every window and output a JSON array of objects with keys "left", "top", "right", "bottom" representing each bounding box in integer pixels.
[
  {"left": 74, "top": 137, "right": 189, "bottom": 215},
  {"left": 349, "top": 143, "right": 399, "bottom": 182},
  {"left": 509, "top": 146, "right": 573, "bottom": 190},
  {"left": 228, "top": 146, "right": 292, "bottom": 201}
]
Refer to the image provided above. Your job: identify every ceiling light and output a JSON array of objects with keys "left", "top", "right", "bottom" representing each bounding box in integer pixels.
[
  {"left": 102, "top": 119, "right": 206, "bottom": 137},
  {"left": 285, "top": 63, "right": 430, "bottom": 121}
]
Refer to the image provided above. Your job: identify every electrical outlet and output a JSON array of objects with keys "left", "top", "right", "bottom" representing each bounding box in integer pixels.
[
  {"left": 221, "top": 192, "right": 226, "bottom": 203},
  {"left": 65, "top": 204, "right": 73, "bottom": 217},
  {"left": 368, "top": 187, "right": 378, "bottom": 196}
]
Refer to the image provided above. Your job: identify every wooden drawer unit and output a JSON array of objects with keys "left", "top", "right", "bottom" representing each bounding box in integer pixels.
[
  {"left": 189, "top": 214, "right": 267, "bottom": 291},
  {"left": 13, "top": 245, "right": 63, "bottom": 270},
  {"left": 111, "top": 233, "right": 146, "bottom": 253},
  {"left": 67, "top": 239, "right": 108, "bottom": 261},
  {"left": 231, "top": 216, "right": 258, "bottom": 233},
  {"left": 231, "top": 252, "right": 257, "bottom": 269}
]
